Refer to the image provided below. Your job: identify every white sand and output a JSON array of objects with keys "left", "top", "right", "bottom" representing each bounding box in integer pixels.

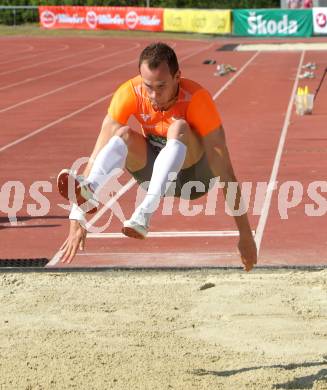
[{"left": 1, "top": 269, "right": 327, "bottom": 390}]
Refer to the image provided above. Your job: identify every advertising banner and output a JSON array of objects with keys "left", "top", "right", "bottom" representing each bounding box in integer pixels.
[
  {"left": 164, "top": 9, "right": 188, "bottom": 33},
  {"left": 313, "top": 7, "right": 327, "bottom": 34},
  {"left": 164, "top": 9, "right": 231, "bottom": 34},
  {"left": 282, "top": 0, "right": 313, "bottom": 9},
  {"left": 38, "top": 6, "right": 163, "bottom": 31},
  {"left": 233, "top": 9, "right": 313, "bottom": 37}
]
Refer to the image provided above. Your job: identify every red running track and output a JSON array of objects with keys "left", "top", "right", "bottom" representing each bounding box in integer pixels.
[{"left": 0, "top": 36, "right": 326, "bottom": 269}]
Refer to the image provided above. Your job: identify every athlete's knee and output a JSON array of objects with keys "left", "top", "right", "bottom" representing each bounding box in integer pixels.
[
  {"left": 167, "top": 119, "right": 191, "bottom": 143},
  {"left": 113, "top": 126, "right": 134, "bottom": 145}
]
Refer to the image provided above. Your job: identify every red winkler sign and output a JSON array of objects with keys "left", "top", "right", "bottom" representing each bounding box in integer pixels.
[{"left": 39, "top": 6, "right": 164, "bottom": 31}]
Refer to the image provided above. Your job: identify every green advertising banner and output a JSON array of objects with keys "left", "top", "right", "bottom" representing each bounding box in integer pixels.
[{"left": 233, "top": 9, "right": 313, "bottom": 37}]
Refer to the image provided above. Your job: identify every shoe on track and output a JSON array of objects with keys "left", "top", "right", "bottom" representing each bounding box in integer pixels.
[
  {"left": 122, "top": 219, "right": 148, "bottom": 240},
  {"left": 122, "top": 208, "right": 150, "bottom": 239},
  {"left": 57, "top": 169, "right": 98, "bottom": 214}
]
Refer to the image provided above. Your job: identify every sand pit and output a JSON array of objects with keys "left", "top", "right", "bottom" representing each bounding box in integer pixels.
[{"left": 1, "top": 269, "right": 327, "bottom": 389}]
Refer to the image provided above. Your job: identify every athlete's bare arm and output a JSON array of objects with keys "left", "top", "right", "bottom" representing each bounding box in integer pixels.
[{"left": 202, "top": 126, "right": 257, "bottom": 271}]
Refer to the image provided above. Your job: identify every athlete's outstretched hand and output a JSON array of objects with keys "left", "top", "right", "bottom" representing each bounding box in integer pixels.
[
  {"left": 238, "top": 234, "right": 257, "bottom": 272},
  {"left": 60, "top": 220, "right": 87, "bottom": 263}
]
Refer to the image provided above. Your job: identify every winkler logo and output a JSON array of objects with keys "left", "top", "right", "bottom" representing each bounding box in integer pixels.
[
  {"left": 40, "top": 10, "right": 56, "bottom": 28},
  {"left": 126, "top": 11, "right": 139, "bottom": 29},
  {"left": 248, "top": 12, "right": 298, "bottom": 35},
  {"left": 86, "top": 11, "right": 98, "bottom": 29}
]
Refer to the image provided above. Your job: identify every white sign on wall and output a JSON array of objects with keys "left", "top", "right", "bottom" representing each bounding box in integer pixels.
[{"left": 313, "top": 7, "right": 327, "bottom": 33}]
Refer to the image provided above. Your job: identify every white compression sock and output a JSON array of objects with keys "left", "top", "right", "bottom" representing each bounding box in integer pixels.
[
  {"left": 132, "top": 138, "right": 187, "bottom": 223},
  {"left": 87, "top": 135, "right": 128, "bottom": 190}
]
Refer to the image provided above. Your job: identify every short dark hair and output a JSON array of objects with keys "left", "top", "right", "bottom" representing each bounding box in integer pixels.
[{"left": 138, "top": 42, "right": 179, "bottom": 77}]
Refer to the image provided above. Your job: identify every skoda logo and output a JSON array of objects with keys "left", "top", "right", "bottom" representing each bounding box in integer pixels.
[{"left": 316, "top": 12, "right": 327, "bottom": 28}]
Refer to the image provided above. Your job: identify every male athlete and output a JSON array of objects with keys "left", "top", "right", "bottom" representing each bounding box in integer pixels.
[{"left": 57, "top": 42, "right": 257, "bottom": 271}]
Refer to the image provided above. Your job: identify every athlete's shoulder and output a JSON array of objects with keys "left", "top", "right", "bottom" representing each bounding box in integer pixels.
[
  {"left": 108, "top": 76, "right": 139, "bottom": 123},
  {"left": 130, "top": 75, "right": 142, "bottom": 86},
  {"left": 114, "top": 75, "right": 142, "bottom": 99},
  {"left": 115, "top": 75, "right": 139, "bottom": 92},
  {"left": 180, "top": 78, "right": 206, "bottom": 94},
  {"left": 183, "top": 77, "right": 221, "bottom": 137}
]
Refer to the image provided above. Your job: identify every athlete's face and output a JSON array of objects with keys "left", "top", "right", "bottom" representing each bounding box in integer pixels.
[{"left": 140, "top": 60, "right": 180, "bottom": 111}]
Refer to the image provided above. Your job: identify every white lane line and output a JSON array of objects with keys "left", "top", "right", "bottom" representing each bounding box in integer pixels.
[
  {"left": 0, "top": 43, "right": 104, "bottom": 76},
  {"left": 0, "top": 44, "right": 70, "bottom": 67},
  {"left": 0, "top": 55, "right": 138, "bottom": 113},
  {"left": 76, "top": 252, "right": 236, "bottom": 257},
  {"left": 0, "top": 92, "right": 115, "bottom": 153},
  {"left": 0, "top": 46, "right": 171, "bottom": 153},
  {"left": 213, "top": 51, "right": 260, "bottom": 100},
  {"left": 0, "top": 43, "right": 140, "bottom": 92},
  {"left": 0, "top": 44, "right": 34, "bottom": 60},
  {"left": 47, "top": 250, "right": 237, "bottom": 266},
  {"left": 47, "top": 252, "right": 63, "bottom": 267},
  {"left": 177, "top": 41, "right": 215, "bottom": 61},
  {"left": 254, "top": 51, "right": 305, "bottom": 255},
  {"left": 0, "top": 41, "right": 207, "bottom": 111},
  {"left": 87, "top": 230, "right": 255, "bottom": 238},
  {"left": 0, "top": 44, "right": 70, "bottom": 68}
]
